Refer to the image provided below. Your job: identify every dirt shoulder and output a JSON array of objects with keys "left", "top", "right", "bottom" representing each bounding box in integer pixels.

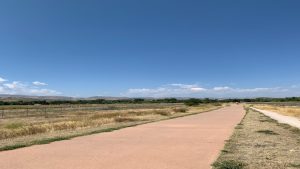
[{"left": 213, "top": 108, "right": 300, "bottom": 169}]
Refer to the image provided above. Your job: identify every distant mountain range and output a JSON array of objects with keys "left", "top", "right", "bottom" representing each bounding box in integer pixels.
[
  {"left": 0, "top": 94, "right": 235, "bottom": 101},
  {"left": 0, "top": 94, "right": 131, "bottom": 101}
]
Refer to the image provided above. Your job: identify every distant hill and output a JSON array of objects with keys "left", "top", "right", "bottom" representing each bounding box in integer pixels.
[
  {"left": 86, "top": 96, "right": 130, "bottom": 100},
  {"left": 0, "top": 94, "right": 75, "bottom": 101},
  {"left": 0, "top": 94, "right": 132, "bottom": 102}
]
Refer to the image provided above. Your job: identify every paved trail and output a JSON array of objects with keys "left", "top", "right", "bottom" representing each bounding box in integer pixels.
[
  {"left": 0, "top": 105, "right": 244, "bottom": 169},
  {"left": 251, "top": 107, "right": 300, "bottom": 129}
]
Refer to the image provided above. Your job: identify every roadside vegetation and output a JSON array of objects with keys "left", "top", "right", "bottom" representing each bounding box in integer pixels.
[
  {"left": 213, "top": 108, "right": 300, "bottom": 169},
  {"left": 0, "top": 103, "right": 223, "bottom": 151},
  {"left": 252, "top": 104, "right": 300, "bottom": 119},
  {"left": 0, "top": 98, "right": 221, "bottom": 106},
  {"left": 2, "top": 97, "right": 300, "bottom": 106}
]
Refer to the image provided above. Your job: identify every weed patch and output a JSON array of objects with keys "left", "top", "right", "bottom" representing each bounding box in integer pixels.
[
  {"left": 213, "top": 160, "right": 246, "bottom": 169},
  {"left": 256, "top": 130, "right": 279, "bottom": 135},
  {"left": 4, "top": 122, "right": 24, "bottom": 129},
  {"left": 172, "top": 107, "right": 187, "bottom": 113},
  {"left": 290, "top": 163, "right": 300, "bottom": 168},
  {"left": 114, "top": 117, "right": 140, "bottom": 122},
  {"left": 154, "top": 110, "right": 172, "bottom": 116}
]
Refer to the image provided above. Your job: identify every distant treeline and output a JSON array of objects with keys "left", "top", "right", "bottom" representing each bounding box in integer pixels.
[
  {"left": 0, "top": 98, "right": 179, "bottom": 106},
  {"left": 0, "top": 97, "right": 300, "bottom": 106}
]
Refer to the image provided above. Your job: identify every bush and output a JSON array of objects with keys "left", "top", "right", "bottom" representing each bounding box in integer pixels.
[
  {"left": 212, "top": 103, "right": 222, "bottom": 106},
  {"left": 173, "top": 107, "right": 187, "bottom": 113},
  {"left": 154, "top": 110, "right": 172, "bottom": 116},
  {"left": 184, "top": 99, "right": 201, "bottom": 106}
]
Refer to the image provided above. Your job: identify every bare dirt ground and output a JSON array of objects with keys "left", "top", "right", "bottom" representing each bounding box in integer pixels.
[{"left": 0, "top": 105, "right": 244, "bottom": 169}]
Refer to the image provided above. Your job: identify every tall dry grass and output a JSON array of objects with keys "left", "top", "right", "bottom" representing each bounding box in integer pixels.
[
  {"left": 253, "top": 104, "right": 300, "bottom": 118},
  {"left": 0, "top": 108, "right": 171, "bottom": 139},
  {"left": 0, "top": 104, "right": 220, "bottom": 140}
]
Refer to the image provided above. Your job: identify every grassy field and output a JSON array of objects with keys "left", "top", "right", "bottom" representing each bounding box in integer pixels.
[
  {"left": 213, "top": 108, "right": 300, "bottom": 169},
  {"left": 0, "top": 103, "right": 182, "bottom": 119},
  {"left": 0, "top": 103, "right": 224, "bottom": 151},
  {"left": 252, "top": 103, "right": 300, "bottom": 118}
]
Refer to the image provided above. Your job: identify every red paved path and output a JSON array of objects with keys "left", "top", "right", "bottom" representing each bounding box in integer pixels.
[{"left": 0, "top": 105, "right": 245, "bottom": 169}]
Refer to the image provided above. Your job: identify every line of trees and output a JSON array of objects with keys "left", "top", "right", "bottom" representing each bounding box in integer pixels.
[
  {"left": 0, "top": 98, "right": 179, "bottom": 106},
  {"left": 0, "top": 97, "right": 300, "bottom": 106}
]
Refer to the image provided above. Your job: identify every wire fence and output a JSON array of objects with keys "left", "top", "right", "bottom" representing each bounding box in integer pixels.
[{"left": 251, "top": 102, "right": 300, "bottom": 107}]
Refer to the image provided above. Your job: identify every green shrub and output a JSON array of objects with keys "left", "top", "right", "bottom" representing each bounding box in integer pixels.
[{"left": 184, "top": 99, "right": 200, "bottom": 106}]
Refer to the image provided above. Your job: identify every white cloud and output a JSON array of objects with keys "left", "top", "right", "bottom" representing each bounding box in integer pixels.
[
  {"left": 3, "top": 81, "right": 24, "bottom": 90},
  {"left": 190, "top": 87, "right": 206, "bottom": 92},
  {"left": 168, "top": 84, "right": 206, "bottom": 92},
  {"left": 213, "top": 86, "right": 232, "bottom": 91},
  {"left": 122, "top": 84, "right": 208, "bottom": 97},
  {"left": 0, "top": 77, "right": 7, "bottom": 83},
  {"left": 32, "top": 81, "right": 48, "bottom": 86},
  {"left": 236, "top": 88, "right": 272, "bottom": 92},
  {"left": 121, "top": 83, "right": 299, "bottom": 98},
  {"left": 29, "top": 89, "right": 61, "bottom": 95},
  {"left": 169, "top": 84, "right": 198, "bottom": 88},
  {"left": 0, "top": 77, "right": 61, "bottom": 96}
]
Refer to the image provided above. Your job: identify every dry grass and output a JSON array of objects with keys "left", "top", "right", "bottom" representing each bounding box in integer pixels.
[
  {"left": 0, "top": 110, "right": 156, "bottom": 140},
  {"left": 253, "top": 104, "right": 300, "bottom": 119},
  {"left": 213, "top": 109, "right": 300, "bottom": 169},
  {"left": 0, "top": 103, "right": 223, "bottom": 151},
  {"left": 172, "top": 107, "right": 188, "bottom": 113}
]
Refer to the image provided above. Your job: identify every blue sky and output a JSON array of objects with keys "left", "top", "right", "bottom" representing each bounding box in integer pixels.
[{"left": 0, "top": 0, "right": 300, "bottom": 98}]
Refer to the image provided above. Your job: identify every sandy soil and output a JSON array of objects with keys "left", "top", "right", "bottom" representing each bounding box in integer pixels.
[
  {"left": 251, "top": 107, "right": 300, "bottom": 129},
  {"left": 0, "top": 105, "right": 244, "bottom": 169}
]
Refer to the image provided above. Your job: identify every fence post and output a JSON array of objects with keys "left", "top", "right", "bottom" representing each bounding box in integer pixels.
[
  {"left": 27, "top": 108, "right": 29, "bottom": 117},
  {"left": 1, "top": 109, "right": 3, "bottom": 119},
  {"left": 44, "top": 108, "right": 47, "bottom": 118}
]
